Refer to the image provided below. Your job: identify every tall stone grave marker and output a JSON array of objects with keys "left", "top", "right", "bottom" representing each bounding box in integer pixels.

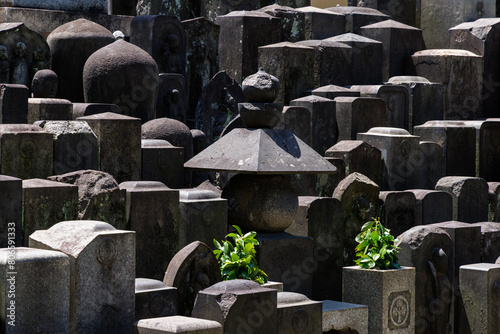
[
  {"left": 0, "top": 175, "right": 21, "bottom": 247},
  {"left": 326, "top": 6, "right": 389, "bottom": 34},
  {"left": 296, "top": 6, "right": 345, "bottom": 39},
  {"left": 334, "top": 97, "right": 386, "bottom": 141},
  {"left": 479, "top": 118, "right": 500, "bottom": 182}
]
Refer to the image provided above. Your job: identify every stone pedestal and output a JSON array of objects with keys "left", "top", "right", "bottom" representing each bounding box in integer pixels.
[
  {"left": 0, "top": 247, "right": 70, "bottom": 333},
  {"left": 27, "top": 98, "right": 72, "bottom": 123},
  {"left": 0, "top": 175, "right": 21, "bottom": 247},
  {"left": 135, "top": 315, "right": 223, "bottom": 334},
  {"left": 343, "top": 266, "right": 416, "bottom": 334},
  {"left": 322, "top": 300, "right": 368, "bottom": 334},
  {"left": 276, "top": 292, "right": 322, "bottom": 334},
  {"left": 77, "top": 112, "right": 141, "bottom": 183},
  {"left": 135, "top": 278, "right": 177, "bottom": 321},
  {"left": 0, "top": 84, "right": 28, "bottom": 123},
  {"left": 141, "top": 139, "right": 184, "bottom": 189},
  {"left": 334, "top": 97, "right": 386, "bottom": 141},
  {"left": 30, "top": 220, "right": 135, "bottom": 334}
]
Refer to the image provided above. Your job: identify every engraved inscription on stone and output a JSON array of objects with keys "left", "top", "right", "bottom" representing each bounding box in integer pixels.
[
  {"left": 96, "top": 237, "right": 117, "bottom": 265},
  {"left": 388, "top": 291, "right": 411, "bottom": 329},
  {"left": 292, "top": 308, "right": 309, "bottom": 333}
]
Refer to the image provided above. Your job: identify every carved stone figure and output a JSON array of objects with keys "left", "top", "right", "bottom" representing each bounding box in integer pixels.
[
  {"left": 0, "top": 45, "right": 9, "bottom": 83},
  {"left": 31, "top": 46, "right": 49, "bottom": 77},
  {"left": 11, "top": 41, "right": 28, "bottom": 86}
]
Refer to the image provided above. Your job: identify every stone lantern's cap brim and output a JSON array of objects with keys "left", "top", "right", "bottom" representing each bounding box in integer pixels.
[{"left": 184, "top": 128, "right": 337, "bottom": 174}]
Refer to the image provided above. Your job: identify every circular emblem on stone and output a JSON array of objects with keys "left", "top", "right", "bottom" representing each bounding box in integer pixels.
[
  {"left": 96, "top": 237, "right": 117, "bottom": 265},
  {"left": 292, "top": 309, "right": 309, "bottom": 333},
  {"left": 19, "top": 139, "right": 36, "bottom": 159},
  {"left": 399, "top": 140, "right": 411, "bottom": 159},
  {"left": 390, "top": 295, "right": 409, "bottom": 327},
  {"left": 201, "top": 204, "right": 216, "bottom": 225},
  {"left": 363, "top": 45, "right": 374, "bottom": 59},
  {"left": 149, "top": 294, "right": 165, "bottom": 316}
]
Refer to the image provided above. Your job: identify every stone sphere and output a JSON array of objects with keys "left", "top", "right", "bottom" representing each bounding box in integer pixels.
[
  {"left": 47, "top": 19, "right": 115, "bottom": 102},
  {"left": 222, "top": 174, "right": 298, "bottom": 232},
  {"left": 142, "top": 117, "right": 193, "bottom": 161},
  {"left": 242, "top": 68, "right": 280, "bottom": 103},
  {"left": 83, "top": 39, "right": 159, "bottom": 123},
  {"left": 32, "top": 69, "right": 58, "bottom": 98}
]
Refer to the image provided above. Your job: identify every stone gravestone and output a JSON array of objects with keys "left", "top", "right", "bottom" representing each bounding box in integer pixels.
[
  {"left": 295, "top": 6, "right": 346, "bottom": 39},
  {"left": 136, "top": 0, "right": 196, "bottom": 20},
  {"left": 257, "top": 4, "right": 306, "bottom": 43},
  {"left": 0, "top": 0, "right": 109, "bottom": 13},
  {"left": 333, "top": 172, "right": 380, "bottom": 266},
  {"left": 412, "top": 49, "right": 483, "bottom": 120},
  {"left": 195, "top": 71, "right": 245, "bottom": 145},
  {"left": 325, "top": 33, "right": 383, "bottom": 85},
  {"left": 141, "top": 139, "right": 184, "bottom": 189},
  {"left": 471, "top": 222, "right": 500, "bottom": 262},
  {"left": 192, "top": 280, "right": 278, "bottom": 334},
  {"left": 361, "top": 19, "right": 424, "bottom": 82},
  {"left": 78, "top": 112, "right": 142, "bottom": 183},
  {"left": 135, "top": 316, "right": 223, "bottom": 334},
  {"left": 217, "top": 11, "right": 281, "bottom": 84},
  {"left": 31, "top": 69, "right": 57, "bottom": 98},
  {"left": 489, "top": 182, "right": 500, "bottom": 222},
  {"left": 47, "top": 19, "right": 115, "bottom": 103},
  {"left": 397, "top": 225, "right": 454, "bottom": 334},
  {"left": 276, "top": 292, "right": 322, "bottom": 334},
  {"left": 322, "top": 300, "right": 369, "bottom": 334},
  {"left": 83, "top": 40, "right": 159, "bottom": 123},
  {"left": 27, "top": 98, "right": 72, "bottom": 123},
  {"left": 479, "top": 118, "right": 500, "bottom": 182},
  {"left": 348, "top": 0, "right": 418, "bottom": 27},
  {"left": 0, "top": 84, "right": 29, "bottom": 123},
  {"left": 156, "top": 73, "right": 187, "bottom": 123},
  {"left": 379, "top": 191, "right": 416, "bottom": 237},
  {"left": 407, "top": 189, "right": 453, "bottom": 226},
  {"left": 47, "top": 170, "right": 127, "bottom": 229},
  {"left": 325, "top": 6, "right": 389, "bottom": 34},
  {"left": 0, "top": 248, "right": 70, "bottom": 333},
  {"left": 0, "top": 22, "right": 49, "bottom": 88},
  {"left": 0, "top": 175, "right": 21, "bottom": 247},
  {"left": 0, "top": 124, "right": 53, "bottom": 179},
  {"left": 182, "top": 17, "right": 220, "bottom": 128},
  {"left": 415, "top": 141, "right": 444, "bottom": 190},
  {"left": 164, "top": 241, "right": 222, "bottom": 317},
  {"left": 387, "top": 76, "right": 443, "bottom": 131},
  {"left": 134, "top": 278, "right": 177, "bottom": 321},
  {"left": 72, "top": 103, "right": 121, "bottom": 119},
  {"left": 120, "top": 181, "right": 180, "bottom": 280},
  {"left": 130, "top": 15, "right": 186, "bottom": 76},
  {"left": 450, "top": 18, "right": 500, "bottom": 119},
  {"left": 311, "top": 84, "right": 360, "bottom": 100},
  {"left": 435, "top": 176, "right": 489, "bottom": 223},
  {"left": 30, "top": 220, "right": 135, "bottom": 334}
]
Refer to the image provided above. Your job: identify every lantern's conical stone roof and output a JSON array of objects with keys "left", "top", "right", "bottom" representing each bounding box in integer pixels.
[{"left": 184, "top": 128, "right": 337, "bottom": 174}]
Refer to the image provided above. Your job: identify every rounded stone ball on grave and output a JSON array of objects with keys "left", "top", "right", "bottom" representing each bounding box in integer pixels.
[
  {"left": 242, "top": 68, "right": 280, "bottom": 103},
  {"left": 221, "top": 174, "right": 298, "bottom": 232},
  {"left": 142, "top": 118, "right": 194, "bottom": 161},
  {"left": 31, "top": 69, "right": 58, "bottom": 98},
  {"left": 83, "top": 40, "right": 159, "bottom": 123},
  {"left": 47, "top": 19, "right": 115, "bottom": 103}
]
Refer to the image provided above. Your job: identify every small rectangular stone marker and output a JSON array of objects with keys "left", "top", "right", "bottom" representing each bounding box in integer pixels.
[
  {"left": 322, "top": 300, "right": 368, "bottom": 334},
  {"left": 135, "top": 315, "right": 223, "bottom": 334},
  {"left": 334, "top": 97, "right": 386, "bottom": 141},
  {"left": 141, "top": 139, "right": 184, "bottom": 189},
  {"left": 27, "top": 98, "right": 72, "bottom": 123},
  {"left": 407, "top": 189, "right": 453, "bottom": 226},
  {"left": 0, "top": 84, "right": 28, "bottom": 123},
  {"left": 277, "top": 292, "right": 322, "bottom": 334},
  {"left": 135, "top": 278, "right": 177, "bottom": 321}
]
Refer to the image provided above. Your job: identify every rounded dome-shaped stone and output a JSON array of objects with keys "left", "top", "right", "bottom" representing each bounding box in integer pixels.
[
  {"left": 222, "top": 174, "right": 298, "bottom": 232},
  {"left": 83, "top": 40, "right": 159, "bottom": 123},
  {"left": 242, "top": 68, "right": 280, "bottom": 103},
  {"left": 142, "top": 117, "right": 193, "bottom": 161},
  {"left": 47, "top": 19, "right": 115, "bottom": 103},
  {"left": 31, "top": 69, "right": 58, "bottom": 98}
]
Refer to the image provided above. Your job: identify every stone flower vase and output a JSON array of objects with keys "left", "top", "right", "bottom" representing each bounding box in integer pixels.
[{"left": 343, "top": 266, "right": 416, "bottom": 334}]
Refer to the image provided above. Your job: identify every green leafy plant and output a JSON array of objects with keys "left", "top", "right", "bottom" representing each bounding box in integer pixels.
[
  {"left": 354, "top": 217, "right": 400, "bottom": 270},
  {"left": 213, "top": 225, "right": 268, "bottom": 284}
]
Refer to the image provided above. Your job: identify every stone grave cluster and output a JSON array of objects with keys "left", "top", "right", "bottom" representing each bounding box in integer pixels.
[{"left": 0, "top": 0, "right": 499, "bottom": 333}]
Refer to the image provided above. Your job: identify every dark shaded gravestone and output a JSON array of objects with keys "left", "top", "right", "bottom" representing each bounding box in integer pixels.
[
  {"left": 141, "top": 139, "right": 184, "bottom": 189},
  {"left": 72, "top": 103, "right": 121, "bottom": 119},
  {"left": 322, "top": 300, "right": 368, "bottom": 333},
  {"left": 48, "top": 170, "right": 127, "bottom": 229},
  {"left": 0, "top": 124, "right": 53, "bottom": 179},
  {"left": 195, "top": 71, "right": 245, "bottom": 145},
  {"left": 0, "top": 22, "right": 49, "bottom": 88},
  {"left": 0, "top": 248, "right": 69, "bottom": 333},
  {"left": 333, "top": 172, "right": 380, "bottom": 266},
  {"left": 361, "top": 20, "right": 424, "bottom": 82},
  {"left": 311, "top": 84, "right": 360, "bottom": 100},
  {"left": 83, "top": 40, "right": 159, "bottom": 123},
  {"left": 217, "top": 11, "right": 281, "bottom": 84},
  {"left": 258, "top": 42, "right": 315, "bottom": 105},
  {"left": 450, "top": 18, "right": 500, "bottom": 119},
  {"left": 290, "top": 95, "right": 337, "bottom": 155},
  {"left": 136, "top": 0, "right": 197, "bottom": 20},
  {"left": 0, "top": 175, "right": 21, "bottom": 247},
  {"left": 156, "top": 73, "right": 187, "bottom": 123},
  {"left": 489, "top": 182, "right": 500, "bottom": 222},
  {"left": 164, "top": 241, "right": 222, "bottom": 317},
  {"left": 471, "top": 222, "right": 500, "bottom": 263},
  {"left": 134, "top": 278, "right": 177, "bottom": 321},
  {"left": 31, "top": 69, "right": 57, "bottom": 98},
  {"left": 335, "top": 96, "right": 386, "bottom": 141},
  {"left": 120, "top": 181, "right": 180, "bottom": 280},
  {"left": 257, "top": 4, "right": 306, "bottom": 43},
  {"left": 387, "top": 76, "right": 443, "bottom": 131},
  {"left": 350, "top": 84, "right": 410, "bottom": 130},
  {"left": 325, "top": 140, "right": 382, "bottom": 187},
  {"left": 78, "top": 112, "right": 142, "bottom": 183},
  {"left": 435, "top": 176, "right": 489, "bottom": 223},
  {"left": 182, "top": 17, "right": 220, "bottom": 128},
  {"left": 357, "top": 127, "right": 420, "bottom": 191},
  {"left": 130, "top": 15, "right": 186, "bottom": 76},
  {"left": 414, "top": 141, "right": 444, "bottom": 190},
  {"left": 287, "top": 196, "right": 344, "bottom": 301},
  {"left": 414, "top": 120, "right": 480, "bottom": 178},
  {"left": 0, "top": 0, "right": 108, "bottom": 13},
  {"left": 30, "top": 221, "right": 135, "bottom": 334},
  {"left": 460, "top": 263, "right": 500, "bottom": 334},
  {"left": 325, "top": 6, "right": 389, "bottom": 34},
  {"left": 348, "top": 0, "right": 417, "bottom": 27},
  {"left": 192, "top": 280, "right": 278, "bottom": 333},
  {"left": 276, "top": 106, "right": 311, "bottom": 146},
  {"left": 432, "top": 221, "right": 482, "bottom": 333},
  {"left": 412, "top": 49, "right": 483, "bottom": 120},
  {"left": 276, "top": 292, "right": 322, "bottom": 334},
  {"left": 0, "top": 84, "right": 28, "bottom": 123},
  {"left": 295, "top": 40, "right": 352, "bottom": 87},
  {"left": 397, "top": 225, "right": 453, "bottom": 334},
  {"left": 379, "top": 191, "right": 416, "bottom": 237},
  {"left": 27, "top": 98, "right": 72, "bottom": 123},
  {"left": 295, "top": 6, "right": 346, "bottom": 39},
  {"left": 480, "top": 118, "right": 500, "bottom": 182},
  {"left": 407, "top": 189, "right": 453, "bottom": 226},
  {"left": 47, "top": 19, "right": 114, "bottom": 103},
  {"left": 324, "top": 33, "right": 383, "bottom": 85},
  {"left": 36, "top": 121, "right": 99, "bottom": 175}
]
